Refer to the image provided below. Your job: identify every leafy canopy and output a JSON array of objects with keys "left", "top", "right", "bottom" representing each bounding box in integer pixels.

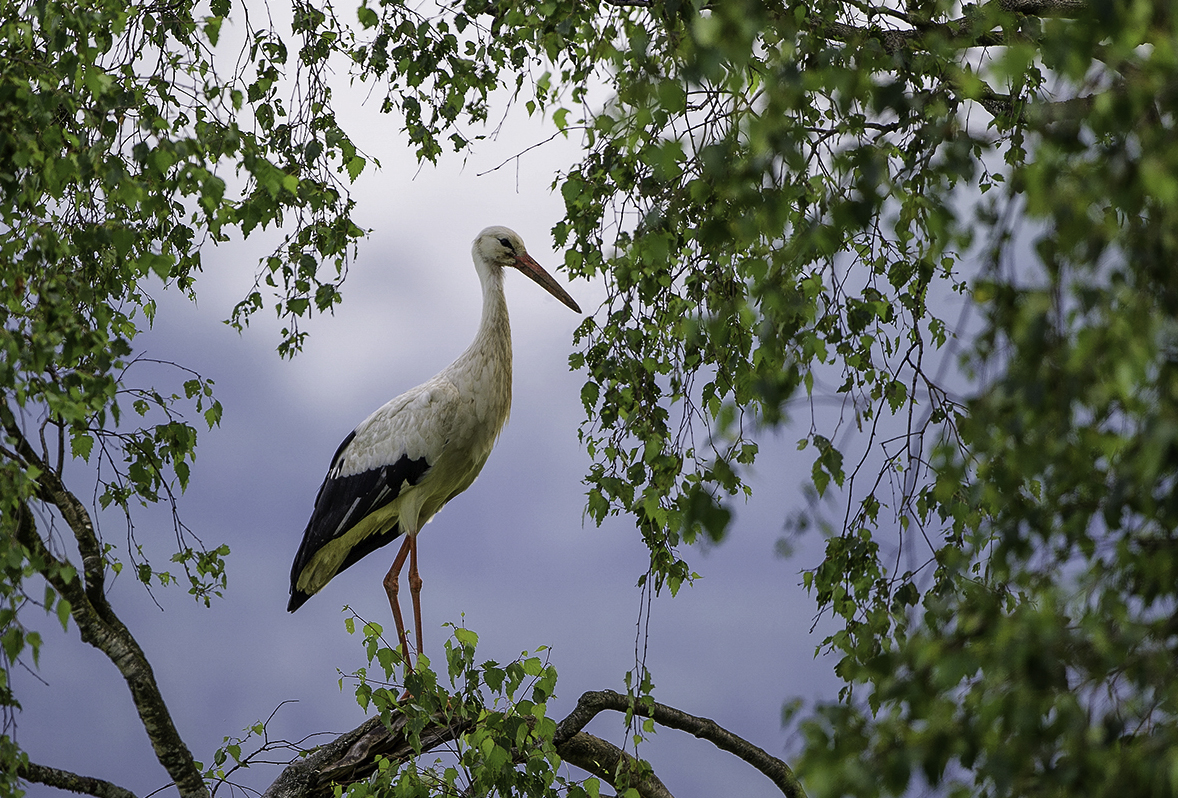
[
  {"left": 0, "top": 0, "right": 364, "bottom": 787},
  {"left": 4, "top": 0, "right": 1178, "bottom": 795}
]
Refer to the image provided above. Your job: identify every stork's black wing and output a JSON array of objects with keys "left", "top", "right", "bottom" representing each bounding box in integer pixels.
[{"left": 287, "top": 430, "right": 430, "bottom": 612}]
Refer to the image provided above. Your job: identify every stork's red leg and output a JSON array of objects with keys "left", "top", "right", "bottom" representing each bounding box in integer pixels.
[
  {"left": 383, "top": 535, "right": 414, "bottom": 670},
  {"left": 407, "top": 534, "right": 423, "bottom": 667}
]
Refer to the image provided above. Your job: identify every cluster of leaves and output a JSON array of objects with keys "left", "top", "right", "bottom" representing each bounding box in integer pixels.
[
  {"left": 366, "top": 0, "right": 1178, "bottom": 795},
  {"left": 793, "top": 3, "right": 1178, "bottom": 789},
  {"left": 338, "top": 621, "right": 600, "bottom": 798},
  {"left": 349, "top": 0, "right": 605, "bottom": 161},
  {"left": 391, "top": 0, "right": 980, "bottom": 601},
  {"left": 0, "top": 0, "right": 366, "bottom": 789}
]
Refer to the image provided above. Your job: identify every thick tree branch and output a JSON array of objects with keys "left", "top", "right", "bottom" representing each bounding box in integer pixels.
[
  {"left": 261, "top": 711, "right": 676, "bottom": 798},
  {"left": 262, "top": 712, "right": 474, "bottom": 798},
  {"left": 16, "top": 761, "right": 138, "bottom": 798},
  {"left": 8, "top": 479, "right": 209, "bottom": 798},
  {"left": 558, "top": 731, "right": 675, "bottom": 798},
  {"left": 816, "top": 0, "right": 1088, "bottom": 56},
  {"left": 263, "top": 688, "right": 803, "bottom": 798},
  {"left": 975, "top": 87, "right": 1098, "bottom": 126},
  {"left": 802, "top": 6, "right": 1119, "bottom": 130},
  {"left": 997, "top": 0, "right": 1086, "bottom": 16},
  {"left": 555, "top": 690, "right": 806, "bottom": 798},
  {"left": 817, "top": 15, "right": 1024, "bottom": 55}
]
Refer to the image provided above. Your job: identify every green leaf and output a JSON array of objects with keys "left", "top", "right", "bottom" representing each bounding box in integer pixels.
[
  {"left": 70, "top": 432, "right": 94, "bottom": 461},
  {"left": 347, "top": 156, "right": 366, "bottom": 182}
]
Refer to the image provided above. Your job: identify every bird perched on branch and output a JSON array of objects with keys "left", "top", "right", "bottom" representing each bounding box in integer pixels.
[{"left": 287, "top": 226, "right": 581, "bottom": 666}]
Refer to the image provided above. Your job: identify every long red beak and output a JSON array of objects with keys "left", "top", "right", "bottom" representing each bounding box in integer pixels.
[{"left": 513, "top": 253, "right": 582, "bottom": 313}]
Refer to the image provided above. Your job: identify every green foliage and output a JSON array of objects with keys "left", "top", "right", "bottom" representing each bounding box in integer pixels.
[
  {"left": 525, "top": 0, "right": 978, "bottom": 598},
  {"left": 339, "top": 620, "right": 606, "bottom": 798},
  {"left": 786, "top": 0, "right": 1178, "bottom": 791},
  {"left": 4, "top": 0, "right": 1177, "bottom": 794},
  {"left": 349, "top": 0, "right": 602, "bottom": 162},
  {"left": 351, "top": 0, "right": 1177, "bottom": 796},
  {"left": 201, "top": 715, "right": 273, "bottom": 790},
  {"left": 0, "top": 0, "right": 362, "bottom": 783}
]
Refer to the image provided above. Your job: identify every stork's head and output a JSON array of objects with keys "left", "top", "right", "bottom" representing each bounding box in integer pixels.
[{"left": 473, "top": 226, "right": 581, "bottom": 313}]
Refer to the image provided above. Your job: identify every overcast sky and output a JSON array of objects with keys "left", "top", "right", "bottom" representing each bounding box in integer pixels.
[{"left": 12, "top": 70, "right": 854, "bottom": 798}]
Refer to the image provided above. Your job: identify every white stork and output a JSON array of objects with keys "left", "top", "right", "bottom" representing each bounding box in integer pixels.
[{"left": 287, "top": 225, "right": 581, "bottom": 666}]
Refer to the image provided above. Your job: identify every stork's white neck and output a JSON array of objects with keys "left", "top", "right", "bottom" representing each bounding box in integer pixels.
[
  {"left": 429, "top": 259, "right": 512, "bottom": 456},
  {"left": 443, "top": 260, "right": 512, "bottom": 424},
  {"left": 474, "top": 264, "right": 510, "bottom": 349}
]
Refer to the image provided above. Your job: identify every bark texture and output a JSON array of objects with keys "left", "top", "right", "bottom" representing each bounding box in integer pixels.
[
  {"left": 261, "top": 712, "right": 474, "bottom": 798},
  {"left": 16, "top": 762, "right": 138, "bottom": 798},
  {"left": 260, "top": 689, "right": 806, "bottom": 798},
  {"left": 5, "top": 420, "right": 209, "bottom": 798}
]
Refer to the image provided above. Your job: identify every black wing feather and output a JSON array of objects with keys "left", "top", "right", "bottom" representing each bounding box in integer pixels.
[{"left": 288, "top": 430, "right": 430, "bottom": 611}]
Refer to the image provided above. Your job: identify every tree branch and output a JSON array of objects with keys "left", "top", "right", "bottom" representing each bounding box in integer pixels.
[
  {"left": 555, "top": 690, "right": 806, "bottom": 798},
  {"left": 263, "top": 688, "right": 803, "bottom": 798},
  {"left": 261, "top": 710, "right": 677, "bottom": 798},
  {"left": 975, "top": 87, "right": 1098, "bottom": 126},
  {"left": 997, "top": 0, "right": 1087, "bottom": 16},
  {"left": 817, "top": 16, "right": 1018, "bottom": 56},
  {"left": 815, "top": 0, "right": 1090, "bottom": 56},
  {"left": 802, "top": 6, "right": 1116, "bottom": 129},
  {"left": 261, "top": 712, "right": 474, "bottom": 798},
  {"left": 8, "top": 481, "right": 209, "bottom": 798},
  {"left": 16, "top": 761, "right": 138, "bottom": 798},
  {"left": 558, "top": 731, "right": 675, "bottom": 798},
  {"left": 2, "top": 415, "right": 107, "bottom": 609}
]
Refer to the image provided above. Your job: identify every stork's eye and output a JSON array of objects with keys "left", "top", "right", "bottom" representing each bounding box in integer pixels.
[{"left": 498, "top": 237, "right": 514, "bottom": 251}]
